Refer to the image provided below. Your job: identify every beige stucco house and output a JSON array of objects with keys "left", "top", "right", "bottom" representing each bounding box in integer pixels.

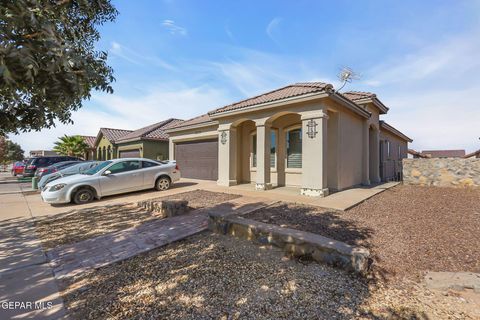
[{"left": 166, "top": 82, "right": 412, "bottom": 197}]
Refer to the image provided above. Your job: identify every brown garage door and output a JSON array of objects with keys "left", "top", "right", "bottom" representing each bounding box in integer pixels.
[
  {"left": 119, "top": 149, "right": 141, "bottom": 158},
  {"left": 175, "top": 139, "right": 218, "bottom": 180}
]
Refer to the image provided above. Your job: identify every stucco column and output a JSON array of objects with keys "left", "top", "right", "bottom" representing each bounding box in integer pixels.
[
  {"left": 370, "top": 128, "right": 381, "bottom": 183},
  {"left": 217, "top": 125, "right": 237, "bottom": 186},
  {"left": 300, "top": 111, "right": 329, "bottom": 197},
  {"left": 255, "top": 122, "right": 272, "bottom": 190},
  {"left": 362, "top": 120, "right": 370, "bottom": 186}
]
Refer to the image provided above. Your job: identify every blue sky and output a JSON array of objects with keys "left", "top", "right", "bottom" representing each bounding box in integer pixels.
[{"left": 12, "top": 0, "right": 480, "bottom": 153}]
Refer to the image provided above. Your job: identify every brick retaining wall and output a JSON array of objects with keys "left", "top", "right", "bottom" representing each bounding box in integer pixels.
[{"left": 403, "top": 158, "right": 480, "bottom": 188}]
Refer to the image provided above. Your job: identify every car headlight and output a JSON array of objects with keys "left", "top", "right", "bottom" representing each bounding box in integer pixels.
[{"left": 49, "top": 183, "right": 66, "bottom": 192}]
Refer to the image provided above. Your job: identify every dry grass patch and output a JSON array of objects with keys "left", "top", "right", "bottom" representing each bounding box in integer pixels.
[{"left": 35, "top": 190, "right": 240, "bottom": 249}]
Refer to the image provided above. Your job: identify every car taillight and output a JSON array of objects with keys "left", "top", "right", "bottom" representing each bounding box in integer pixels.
[
  {"left": 38, "top": 168, "right": 48, "bottom": 172},
  {"left": 175, "top": 164, "right": 180, "bottom": 171},
  {"left": 27, "top": 165, "right": 36, "bottom": 170}
]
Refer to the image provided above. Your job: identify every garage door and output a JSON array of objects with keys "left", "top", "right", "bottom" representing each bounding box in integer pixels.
[
  {"left": 119, "top": 149, "right": 141, "bottom": 158},
  {"left": 175, "top": 139, "right": 218, "bottom": 180}
]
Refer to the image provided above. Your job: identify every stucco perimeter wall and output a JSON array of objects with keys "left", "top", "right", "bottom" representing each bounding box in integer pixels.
[{"left": 403, "top": 158, "right": 480, "bottom": 188}]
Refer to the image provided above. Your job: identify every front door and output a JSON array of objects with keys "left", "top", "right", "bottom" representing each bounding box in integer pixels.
[{"left": 98, "top": 160, "right": 144, "bottom": 196}]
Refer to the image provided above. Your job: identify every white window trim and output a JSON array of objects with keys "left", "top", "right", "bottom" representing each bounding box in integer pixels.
[
  {"left": 250, "top": 130, "right": 256, "bottom": 170},
  {"left": 249, "top": 128, "right": 278, "bottom": 172},
  {"left": 285, "top": 124, "right": 302, "bottom": 170}
]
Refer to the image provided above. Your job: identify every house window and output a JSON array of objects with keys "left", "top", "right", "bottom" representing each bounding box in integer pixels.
[
  {"left": 386, "top": 141, "right": 391, "bottom": 159},
  {"left": 398, "top": 145, "right": 402, "bottom": 159},
  {"left": 251, "top": 134, "right": 257, "bottom": 167},
  {"left": 270, "top": 130, "right": 276, "bottom": 168},
  {"left": 286, "top": 128, "right": 302, "bottom": 168}
]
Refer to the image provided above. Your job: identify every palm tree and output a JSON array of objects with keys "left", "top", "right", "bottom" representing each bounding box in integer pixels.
[{"left": 53, "top": 135, "right": 88, "bottom": 157}]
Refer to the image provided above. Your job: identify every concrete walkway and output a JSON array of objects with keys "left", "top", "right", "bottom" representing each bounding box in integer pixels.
[
  {"left": 47, "top": 196, "right": 275, "bottom": 280},
  {"left": 205, "top": 180, "right": 400, "bottom": 211},
  {"left": 0, "top": 187, "right": 66, "bottom": 319}
]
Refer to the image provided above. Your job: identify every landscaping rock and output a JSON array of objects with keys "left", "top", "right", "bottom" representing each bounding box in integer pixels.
[
  {"left": 209, "top": 212, "right": 370, "bottom": 275},
  {"left": 161, "top": 199, "right": 189, "bottom": 217}
]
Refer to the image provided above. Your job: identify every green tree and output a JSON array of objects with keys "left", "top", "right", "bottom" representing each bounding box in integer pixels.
[
  {"left": 0, "top": 139, "right": 24, "bottom": 164},
  {"left": 0, "top": 0, "right": 118, "bottom": 135},
  {"left": 53, "top": 135, "right": 88, "bottom": 157}
]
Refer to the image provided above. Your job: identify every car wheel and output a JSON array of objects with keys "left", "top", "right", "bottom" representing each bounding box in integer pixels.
[
  {"left": 73, "top": 188, "right": 94, "bottom": 204},
  {"left": 155, "top": 176, "right": 171, "bottom": 191}
]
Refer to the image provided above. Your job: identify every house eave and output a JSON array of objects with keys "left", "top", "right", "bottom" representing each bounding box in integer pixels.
[
  {"left": 380, "top": 121, "right": 412, "bottom": 142},
  {"left": 165, "top": 120, "right": 219, "bottom": 133},
  {"left": 352, "top": 97, "right": 389, "bottom": 114}
]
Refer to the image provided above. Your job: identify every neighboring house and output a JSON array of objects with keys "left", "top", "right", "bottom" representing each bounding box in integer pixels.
[
  {"left": 166, "top": 82, "right": 412, "bottom": 197},
  {"left": 464, "top": 149, "right": 480, "bottom": 158},
  {"left": 94, "top": 128, "right": 133, "bottom": 161},
  {"left": 30, "top": 150, "right": 58, "bottom": 157},
  {"left": 115, "top": 118, "right": 183, "bottom": 160},
  {"left": 82, "top": 136, "right": 97, "bottom": 160},
  {"left": 408, "top": 149, "right": 429, "bottom": 159},
  {"left": 420, "top": 150, "right": 466, "bottom": 158}
]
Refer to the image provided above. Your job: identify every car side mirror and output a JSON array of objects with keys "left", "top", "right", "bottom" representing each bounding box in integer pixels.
[{"left": 103, "top": 170, "right": 112, "bottom": 176}]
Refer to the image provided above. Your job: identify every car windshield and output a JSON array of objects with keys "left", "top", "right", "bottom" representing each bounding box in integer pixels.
[{"left": 82, "top": 161, "right": 111, "bottom": 175}]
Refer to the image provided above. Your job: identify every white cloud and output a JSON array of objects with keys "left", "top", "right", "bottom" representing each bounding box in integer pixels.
[
  {"left": 266, "top": 17, "right": 282, "bottom": 42},
  {"left": 381, "top": 87, "right": 480, "bottom": 153},
  {"left": 9, "top": 83, "right": 231, "bottom": 154},
  {"left": 162, "top": 20, "right": 187, "bottom": 36},
  {"left": 109, "top": 41, "right": 176, "bottom": 70},
  {"left": 364, "top": 31, "right": 480, "bottom": 87}
]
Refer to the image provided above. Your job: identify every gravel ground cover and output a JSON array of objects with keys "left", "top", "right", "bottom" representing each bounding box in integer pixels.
[
  {"left": 35, "top": 190, "right": 240, "bottom": 249},
  {"left": 243, "top": 185, "right": 480, "bottom": 281},
  {"left": 59, "top": 232, "right": 475, "bottom": 320},
  {"left": 144, "top": 189, "right": 241, "bottom": 211}
]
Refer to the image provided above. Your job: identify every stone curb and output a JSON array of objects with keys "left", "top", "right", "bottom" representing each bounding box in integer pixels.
[{"left": 209, "top": 212, "right": 370, "bottom": 275}]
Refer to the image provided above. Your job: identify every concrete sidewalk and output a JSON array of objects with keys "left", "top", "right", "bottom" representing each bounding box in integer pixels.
[{"left": 0, "top": 192, "right": 66, "bottom": 319}]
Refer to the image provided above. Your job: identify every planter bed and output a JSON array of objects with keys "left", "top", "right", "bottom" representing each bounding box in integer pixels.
[{"left": 35, "top": 190, "right": 241, "bottom": 249}]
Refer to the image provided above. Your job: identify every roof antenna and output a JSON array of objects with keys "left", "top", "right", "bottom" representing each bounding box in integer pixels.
[{"left": 336, "top": 66, "right": 361, "bottom": 92}]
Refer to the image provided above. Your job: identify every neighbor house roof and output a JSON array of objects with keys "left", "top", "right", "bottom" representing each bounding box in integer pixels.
[
  {"left": 421, "top": 150, "right": 466, "bottom": 158},
  {"left": 408, "top": 149, "right": 430, "bottom": 158},
  {"left": 464, "top": 149, "right": 480, "bottom": 158},
  {"left": 116, "top": 118, "right": 184, "bottom": 143},
  {"left": 342, "top": 91, "right": 389, "bottom": 114},
  {"left": 379, "top": 121, "right": 412, "bottom": 142},
  {"left": 81, "top": 136, "right": 96, "bottom": 149},
  {"left": 95, "top": 128, "right": 133, "bottom": 146},
  {"left": 209, "top": 82, "right": 334, "bottom": 116}
]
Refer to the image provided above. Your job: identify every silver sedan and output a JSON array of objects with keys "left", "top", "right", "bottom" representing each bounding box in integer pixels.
[{"left": 41, "top": 158, "right": 181, "bottom": 204}]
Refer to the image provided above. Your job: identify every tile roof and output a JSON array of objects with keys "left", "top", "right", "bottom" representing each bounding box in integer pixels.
[
  {"left": 116, "top": 118, "right": 184, "bottom": 142},
  {"left": 166, "top": 114, "right": 215, "bottom": 130},
  {"left": 81, "top": 136, "right": 96, "bottom": 148},
  {"left": 99, "top": 128, "right": 133, "bottom": 143},
  {"left": 209, "top": 82, "right": 333, "bottom": 115},
  {"left": 342, "top": 91, "right": 377, "bottom": 101},
  {"left": 420, "top": 150, "right": 466, "bottom": 158}
]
